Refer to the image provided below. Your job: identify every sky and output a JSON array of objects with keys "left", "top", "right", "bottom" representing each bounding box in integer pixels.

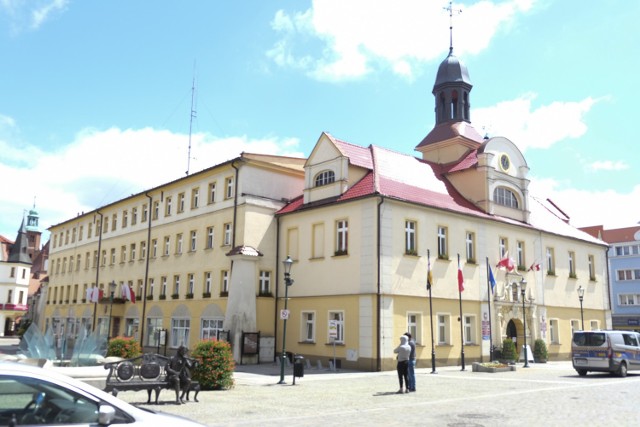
[{"left": 1, "top": 0, "right": 639, "bottom": 243}]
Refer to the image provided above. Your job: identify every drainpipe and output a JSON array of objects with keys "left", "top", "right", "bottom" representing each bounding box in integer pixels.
[
  {"left": 91, "top": 211, "right": 103, "bottom": 331},
  {"left": 140, "top": 192, "right": 153, "bottom": 349},
  {"left": 274, "top": 215, "right": 281, "bottom": 364},
  {"left": 231, "top": 159, "right": 240, "bottom": 248},
  {"left": 376, "top": 196, "right": 384, "bottom": 371}
]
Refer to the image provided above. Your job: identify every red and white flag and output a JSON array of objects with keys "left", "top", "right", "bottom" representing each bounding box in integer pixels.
[
  {"left": 496, "top": 252, "right": 515, "bottom": 271},
  {"left": 529, "top": 261, "right": 541, "bottom": 271}
]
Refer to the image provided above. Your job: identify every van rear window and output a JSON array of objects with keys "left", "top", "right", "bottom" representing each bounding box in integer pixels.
[{"left": 573, "top": 332, "right": 606, "bottom": 346}]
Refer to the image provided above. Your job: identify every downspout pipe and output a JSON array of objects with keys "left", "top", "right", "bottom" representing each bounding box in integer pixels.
[
  {"left": 91, "top": 211, "right": 103, "bottom": 331},
  {"left": 140, "top": 192, "right": 153, "bottom": 349},
  {"left": 274, "top": 215, "right": 281, "bottom": 364},
  {"left": 231, "top": 159, "right": 240, "bottom": 248},
  {"left": 376, "top": 196, "right": 384, "bottom": 372}
]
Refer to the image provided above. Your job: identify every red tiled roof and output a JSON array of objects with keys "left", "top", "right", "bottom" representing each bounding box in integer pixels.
[
  {"left": 416, "top": 121, "right": 484, "bottom": 148},
  {"left": 328, "top": 134, "right": 373, "bottom": 169},
  {"left": 600, "top": 226, "right": 640, "bottom": 244}
]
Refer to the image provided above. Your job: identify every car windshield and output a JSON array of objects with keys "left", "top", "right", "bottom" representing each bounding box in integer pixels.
[
  {"left": 573, "top": 332, "right": 606, "bottom": 346},
  {"left": 0, "top": 374, "right": 100, "bottom": 425}
]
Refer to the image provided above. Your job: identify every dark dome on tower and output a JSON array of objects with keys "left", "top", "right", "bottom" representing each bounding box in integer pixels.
[{"left": 433, "top": 52, "right": 472, "bottom": 90}]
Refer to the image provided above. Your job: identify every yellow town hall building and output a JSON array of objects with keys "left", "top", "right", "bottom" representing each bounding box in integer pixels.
[{"left": 44, "top": 50, "right": 609, "bottom": 371}]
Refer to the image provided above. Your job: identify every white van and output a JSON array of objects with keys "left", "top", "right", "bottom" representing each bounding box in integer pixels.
[{"left": 572, "top": 330, "right": 640, "bottom": 377}]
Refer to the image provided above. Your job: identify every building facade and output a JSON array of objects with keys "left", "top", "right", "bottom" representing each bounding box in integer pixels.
[
  {"left": 0, "top": 209, "right": 44, "bottom": 336},
  {"left": 582, "top": 225, "right": 640, "bottom": 330},
  {"left": 43, "top": 49, "right": 611, "bottom": 370}
]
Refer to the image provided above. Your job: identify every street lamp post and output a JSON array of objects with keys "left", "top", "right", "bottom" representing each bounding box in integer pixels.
[
  {"left": 578, "top": 286, "right": 585, "bottom": 330},
  {"left": 521, "top": 278, "right": 529, "bottom": 368},
  {"left": 278, "top": 256, "right": 294, "bottom": 384},
  {"left": 107, "top": 281, "right": 117, "bottom": 341}
]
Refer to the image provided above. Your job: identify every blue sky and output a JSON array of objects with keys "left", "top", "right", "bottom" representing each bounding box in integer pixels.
[{"left": 1, "top": 0, "right": 638, "bottom": 241}]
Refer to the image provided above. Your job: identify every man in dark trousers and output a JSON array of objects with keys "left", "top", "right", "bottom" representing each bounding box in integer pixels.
[
  {"left": 166, "top": 345, "right": 191, "bottom": 404},
  {"left": 405, "top": 332, "right": 416, "bottom": 392}
]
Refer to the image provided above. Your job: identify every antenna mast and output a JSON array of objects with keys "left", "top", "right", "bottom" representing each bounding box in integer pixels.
[{"left": 186, "top": 63, "right": 197, "bottom": 176}]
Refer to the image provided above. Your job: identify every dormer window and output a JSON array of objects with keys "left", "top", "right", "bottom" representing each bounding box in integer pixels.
[
  {"left": 494, "top": 187, "right": 519, "bottom": 209},
  {"left": 314, "top": 170, "right": 335, "bottom": 187}
]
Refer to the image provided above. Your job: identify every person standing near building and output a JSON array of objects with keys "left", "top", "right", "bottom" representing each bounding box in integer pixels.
[
  {"left": 405, "top": 332, "right": 416, "bottom": 392},
  {"left": 394, "top": 334, "right": 411, "bottom": 394}
]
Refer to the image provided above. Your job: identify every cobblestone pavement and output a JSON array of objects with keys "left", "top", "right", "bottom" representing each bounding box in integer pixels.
[{"left": 117, "top": 361, "right": 640, "bottom": 427}]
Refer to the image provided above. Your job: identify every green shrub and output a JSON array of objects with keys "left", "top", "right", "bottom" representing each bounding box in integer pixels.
[
  {"left": 533, "top": 338, "right": 548, "bottom": 362},
  {"left": 191, "top": 339, "right": 235, "bottom": 390},
  {"left": 106, "top": 336, "right": 142, "bottom": 359},
  {"left": 501, "top": 339, "right": 517, "bottom": 362}
]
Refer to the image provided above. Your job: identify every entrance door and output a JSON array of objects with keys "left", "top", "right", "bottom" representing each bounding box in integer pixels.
[{"left": 507, "top": 319, "right": 517, "bottom": 349}]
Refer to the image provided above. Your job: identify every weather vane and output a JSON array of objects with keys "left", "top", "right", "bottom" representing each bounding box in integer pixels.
[{"left": 444, "top": 1, "right": 462, "bottom": 54}]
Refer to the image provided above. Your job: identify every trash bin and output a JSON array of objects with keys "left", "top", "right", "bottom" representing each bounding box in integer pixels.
[{"left": 293, "top": 355, "right": 304, "bottom": 384}]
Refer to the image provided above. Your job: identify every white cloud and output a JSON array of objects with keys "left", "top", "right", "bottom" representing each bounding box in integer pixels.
[
  {"left": 472, "top": 94, "right": 598, "bottom": 151},
  {"left": 530, "top": 177, "right": 640, "bottom": 229},
  {"left": 587, "top": 160, "right": 629, "bottom": 172},
  {"left": 0, "top": 0, "right": 67, "bottom": 33},
  {"left": 0, "top": 127, "right": 302, "bottom": 238},
  {"left": 31, "top": 0, "right": 68, "bottom": 29},
  {"left": 267, "top": 0, "right": 537, "bottom": 81}
]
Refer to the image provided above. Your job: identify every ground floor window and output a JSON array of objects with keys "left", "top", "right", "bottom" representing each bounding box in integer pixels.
[
  {"left": 407, "top": 313, "right": 421, "bottom": 345},
  {"left": 437, "top": 314, "right": 450, "bottom": 345},
  {"left": 146, "top": 318, "right": 163, "bottom": 347},
  {"left": 124, "top": 318, "right": 140, "bottom": 339},
  {"left": 463, "top": 315, "right": 476, "bottom": 344},
  {"left": 201, "top": 318, "right": 224, "bottom": 340},
  {"left": 549, "top": 319, "right": 559, "bottom": 344},
  {"left": 328, "top": 311, "right": 344, "bottom": 343},
  {"left": 171, "top": 318, "right": 190, "bottom": 348},
  {"left": 301, "top": 311, "right": 315, "bottom": 342}
]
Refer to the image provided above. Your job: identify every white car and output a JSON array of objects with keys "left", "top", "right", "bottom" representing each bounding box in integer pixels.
[{"left": 0, "top": 361, "right": 206, "bottom": 426}]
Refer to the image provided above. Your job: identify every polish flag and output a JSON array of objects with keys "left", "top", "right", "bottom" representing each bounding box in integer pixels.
[{"left": 529, "top": 261, "right": 541, "bottom": 271}]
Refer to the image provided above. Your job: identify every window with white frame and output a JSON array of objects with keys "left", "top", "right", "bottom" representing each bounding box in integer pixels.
[
  {"left": 590, "top": 320, "right": 599, "bottom": 331},
  {"left": 122, "top": 210, "right": 128, "bottom": 228},
  {"left": 463, "top": 315, "right": 476, "bottom": 344},
  {"left": 466, "top": 232, "right": 475, "bottom": 263},
  {"left": 165, "top": 197, "right": 172, "bottom": 216},
  {"left": 336, "top": 220, "right": 348, "bottom": 254},
  {"left": 517, "top": 240, "right": 525, "bottom": 268},
  {"left": 328, "top": 311, "right": 344, "bottom": 343},
  {"left": 204, "top": 272, "right": 212, "bottom": 294},
  {"left": 187, "top": 273, "right": 194, "bottom": 295},
  {"left": 164, "top": 236, "right": 170, "bottom": 256},
  {"left": 221, "top": 270, "right": 229, "bottom": 294},
  {"left": 124, "top": 318, "right": 139, "bottom": 338},
  {"left": 140, "top": 241, "right": 146, "bottom": 259},
  {"left": 588, "top": 255, "right": 595, "bottom": 280},
  {"left": 161, "top": 276, "right": 167, "bottom": 297},
  {"left": 208, "top": 182, "right": 216, "bottom": 204},
  {"left": 437, "top": 314, "right": 450, "bottom": 345},
  {"left": 146, "top": 318, "right": 162, "bottom": 346},
  {"left": 152, "top": 239, "right": 157, "bottom": 258},
  {"left": 225, "top": 176, "right": 234, "bottom": 199},
  {"left": 176, "top": 233, "right": 183, "bottom": 254},
  {"left": 171, "top": 318, "right": 190, "bottom": 348},
  {"left": 499, "top": 237, "right": 508, "bottom": 258},
  {"left": 142, "top": 204, "right": 148, "bottom": 222},
  {"left": 571, "top": 319, "right": 580, "bottom": 334},
  {"left": 224, "top": 223, "right": 232, "bottom": 246},
  {"left": 173, "top": 275, "right": 180, "bottom": 296},
  {"left": 407, "top": 313, "right": 421, "bottom": 344},
  {"left": 615, "top": 244, "right": 640, "bottom": 257},
  {"left": 259, "top": 271, "right": 271, "bottom": 295},
  {"left": 201, "top": 318, "right": 224, "bottom": 340},
  {"left": 302, "top": 311, "right": 315, "bottom": 342},
  {"left": 178, "top": 192, "right": 185, "bottom": 213},
  {"left": 619, "top": 294, "right": 639, "bottom": 305},
  {"left": 130, "top": 243, "right": 136, "bottom": 261},
  {"left": 546, "top": 247, "right": 555, "bottom": 274},
  {"left": 152, "top": 201, "right": 159, "bottom": 220},
  {"left": 549, "top": 319, "right": 559, "bottom": 344},
  {"left": 314, "top": 170, "right": 335, "bottom": 187},
  {"left": 131, "top": 207, "right": 137, "bottom": 225},
  {"left": 190, "top": 230, "right": 197, "bottom": 251},
  {"left": 206, "top": 226, "right": 214, "bottom": 249},
  {"left": 405, "top": 220, "right": 417, "bottom": 254},
  {"left": 191, "top": 187, "right": 199, "bottom": 208},
  {"left": 437, "top": 226, "right": 448, "bottom": 258},
  {"left": 617, "top": 269, "right": 640, "bottom": 281},
  {"left": 149, "top": 278, "right": 154, "bottom": 298},
  {"left": 569, "top": 251, "right": 576, "bottom": 278},
  {"left": 494, "top": 187, "right": 519, "bottom": 208}
]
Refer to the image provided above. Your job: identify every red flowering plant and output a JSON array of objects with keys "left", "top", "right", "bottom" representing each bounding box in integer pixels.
[
  {"left": 191, "top": 339, "right": 235, "bottom": 390},
  {"left": 106, "top": 336, "right": 142, "bottom": 359}
]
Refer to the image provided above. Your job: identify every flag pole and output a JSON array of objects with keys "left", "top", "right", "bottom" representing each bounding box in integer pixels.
[
  {"left": 486, "top": 256, "right": 494, "bottom": 362},
  {"left": 427, "top": 249, "right": 437, "bottom": 374},
  {"left": 458, "top": 253, "right": 465, "bottom": 371}
]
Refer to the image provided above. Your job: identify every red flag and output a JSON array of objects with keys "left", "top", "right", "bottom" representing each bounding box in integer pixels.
[
  {"left": 98, "top": 289, "right": 104, "bottom": 302},
  {"left": 130, "top": 288, "right": 136, "bottom": 304},
  {"left": 529, "top": 261, "right": 541, "bottom": 271},
  {"left": 458, "top": 268, "right": 464, "bottom": 292}
]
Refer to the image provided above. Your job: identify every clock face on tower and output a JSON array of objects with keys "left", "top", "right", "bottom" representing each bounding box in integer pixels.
[{"left": 500, "top": 153, "right": 510, "bottom": 171}]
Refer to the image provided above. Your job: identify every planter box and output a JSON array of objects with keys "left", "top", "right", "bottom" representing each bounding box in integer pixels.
[{"left": 472, "top": 362, "right": 517, "bottom": 373}]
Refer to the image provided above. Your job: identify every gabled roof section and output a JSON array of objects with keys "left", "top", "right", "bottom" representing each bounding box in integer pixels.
[
  {"left": 325, "top": 133, "right": 373, "bottom": 169},
  {"left": 580, "top": 225, "right": 640, "bottom": 244},
  {"left": 416, "top": 121, "right": 484, "bottom": 149},
  {"left": 8, "top": 219, "right": 32, "bottom": 264}
]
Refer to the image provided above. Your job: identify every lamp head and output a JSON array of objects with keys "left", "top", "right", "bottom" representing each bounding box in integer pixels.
[
  {"left": 577, "top": 285, "right": 585, "bottom": 299},
  {"left": 520, "top": 277, "right": 527, "bottom": 294},
  {"left": 109, "top": 281, "right": 117, "bottom": 292},
  {"left": 283, "top": 255, "right": 293, "bottom": 275}
]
